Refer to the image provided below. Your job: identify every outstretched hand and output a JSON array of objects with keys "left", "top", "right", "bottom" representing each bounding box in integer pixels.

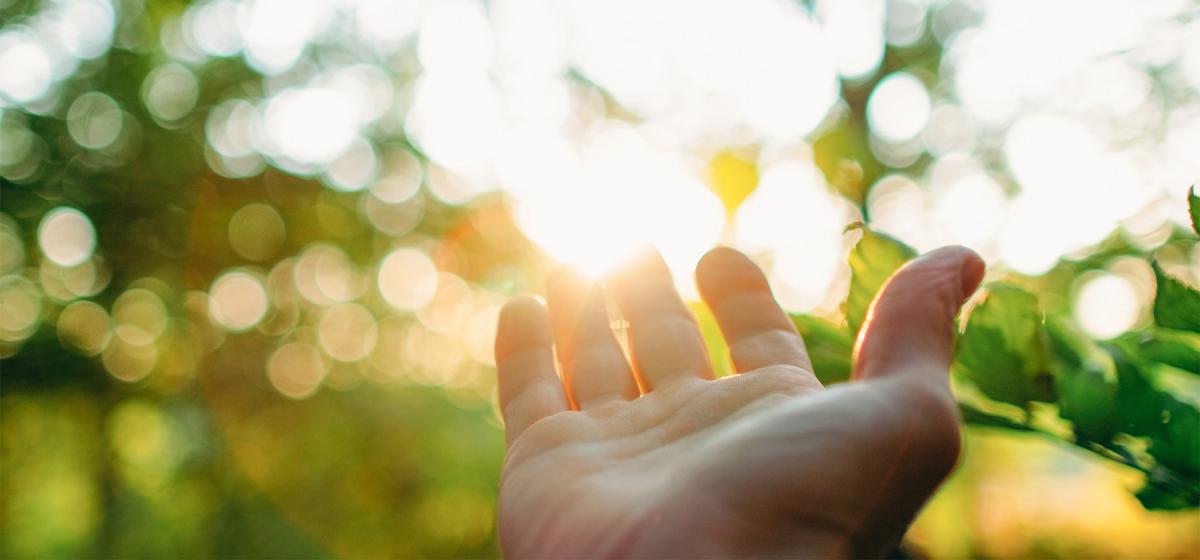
[{"left": 494, "top": 246, "right": 985, "bottom": 558}]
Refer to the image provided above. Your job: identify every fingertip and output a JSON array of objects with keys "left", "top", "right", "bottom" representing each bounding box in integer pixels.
[
  {"left": 695, "top": 246, "right": 772, "bottom": 305},
  {"left": 852, "top": 245, "right": 985, "bottom": 383},
  {"left": 608, "top": 246, "right": 667, "bottom": 283},
  {"left": 958, "top": 249, "right": 986, "bottom": 299},
  {"left": 914, "top": 245, "right": 986, "bottom": 302},
  {"left": 495, "top": 296, "right": 552, "bottom": 361}
]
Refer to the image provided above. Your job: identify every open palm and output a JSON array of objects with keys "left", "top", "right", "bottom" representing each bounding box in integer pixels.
[{"left": 494, "top": 246, "right": 985, "bottom": 558}]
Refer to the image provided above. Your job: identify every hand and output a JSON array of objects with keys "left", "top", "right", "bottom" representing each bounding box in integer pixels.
[{"left": 494, "top": 246, "right": 985, "bottom": 558}]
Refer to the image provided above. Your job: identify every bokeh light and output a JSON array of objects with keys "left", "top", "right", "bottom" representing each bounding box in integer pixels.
[
  {"left": 37, "top": 207, "right": 96, "bottom": 267},
  {"left": 208, "top": 271, "right": 269, "bottom": 332},
  {"left": 228, "top": 203, "right": 286, "bottom": 262},
  {"left": 868, "top": 72, "right": 932, "bottom": 143}
]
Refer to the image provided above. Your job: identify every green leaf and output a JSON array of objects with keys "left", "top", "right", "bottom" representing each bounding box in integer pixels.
[
  {"left": 844, "top": 223, "right": 917, "bottom": 337},
  {"left": 1114, "top": 330, "right": 1200, "bottom": 376},
  {"left": 1107, "top": 346, "right": 1169, "bottom": 437},
  {"left": 1152, "top": 261, "right": 1200, "bottom": 334},
  {"left": 812, "top": 121, "right": 884, "bottom": 206},
  {"left": 955, "top": 284, "right": 1055, "bottom": 407},
  {"left": 1136, "top": 481, "right": 1198, "bottom": 511},
  {"left": 959, "top": 403, "right": 1034, "bottom": 432},
  {"left": 1151, "top": 395, "right": 1200, "bottom": 477},
  {"left": 791, "top": 313, "right": 853, "bottom": 384},
  {"left": 1189, "top": 185, "right": 1199, "bottom": 235},
  {"left": 1048, "top": 319, "right": 1119, "bottom": 440},
  {"left": 693, "top": 302, "right": 733, "bottom": 378}
]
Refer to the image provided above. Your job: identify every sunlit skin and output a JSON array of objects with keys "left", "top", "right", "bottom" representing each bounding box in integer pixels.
[{"left": 494, "top": 245, "right": 986, "bottom": 558}]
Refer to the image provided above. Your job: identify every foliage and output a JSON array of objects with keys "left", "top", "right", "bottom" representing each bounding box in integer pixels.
[{"left": 792, "top": 196, "right": 1200, "bottom": 510}]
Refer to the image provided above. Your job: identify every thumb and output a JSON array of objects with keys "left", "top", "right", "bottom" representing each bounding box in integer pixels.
[{"left": 852, "top": 245, "right": 985, "bottom": 384}]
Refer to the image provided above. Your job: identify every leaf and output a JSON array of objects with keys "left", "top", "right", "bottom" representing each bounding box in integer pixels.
[
  {"left": 1105, "top": 345, "right": 1200, "bottom": 478},
  {"left": 1150, "top": 395, "right": 1200, "bottom": 477},
  {"left": 692, "top": 302, "right": 733, "bottom": 378},
  {"left": 844, "top": 223, "right": 917, "bottom": 337},
  {"left": 1107, "top": 345, "right": 1168, "bottom": 437},
  {"left": 954, "top": 284, "right": 1055, "bottom": 407},
  {"left": 1152, "top": 261, "right": 1200, "bottom": 334},
  {"left": 791, "top": 313, "right": 853, "bottom": 384},
  {"left": 706, "top": 149, "right": 758, "bottom": 218},
  {"left": 959, "top": 403, "right": 1034, "bottom": 432},
  {"left": 812, "top": 121, "right": 884, "bottom": 205},
  {"left": 1189, "top": 185, "right": 1199, "bottom": 235},
  {"left": 1114, "top": 329, "right": 1200, "bottom": 376},
  {"left": 1048, "top": 319, "right": 1119, "bottom": 440},
  {"left": 1136, "top": 482, "right": 1198, "bottom": 511}
]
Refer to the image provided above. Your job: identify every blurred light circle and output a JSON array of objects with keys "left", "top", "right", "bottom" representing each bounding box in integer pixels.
[
  {"left": 39, "top": 256, "right": 110, "bottom": 301},
  {"left": 102, "top": 334, "right": 158, "bottom": 382},
  {"left": 820, "top": 0, "right": 885, "bottom": 79},
  {"left": 364, "top": 195, "right": 424, "bottom": 237},
  {"left": 406, "top": 73, "right": 504, "bottom": 177},
  {"left": 864, "top": 174, "right": 930, "bottom": 250},
  {"left": 142, "top": 63, "right": 199, "bottom": 123},
  {"left": 922, "top": 104, "right": 976, "bottom": 155},
  {"left": 267, "top": 341, "right": 327, "bottom": 399},
  {"left": 0, "top": 223, "right": 25, "bottom": 275},
  {"left": 228, "top": 203, "right": 286, "bottom": 261},
  {"left": 867, "top": 71, "right": 931, "bottom": 142},
  {"left": 370, "top": 150, "right": 423, "bottom": 204},
  {"left": 885, "top": 0, "right": 927, "bottom": 47},
  {"left": 206, "top": 99, "right": 262, "bottom": 158},
  {"left": 326, "top": 64, "right": 395, "bottom": 126},
  {"left": 209, "top": 270, "right": 269, "bottom": 332},
  {"left": 53, "top": 0, "right": 116, "bottom": 59},
  {"left": 263, "top": 87, "right": 358, "bottom": 166},
  {"left": 0, "top": 33, "right": 54, "bottom": 103},
  {"left": 426, "top": 165, "right": 487, "bottom": 206},
  {"left": 0, "top": 277, "right": 42, "bottom": 343},
  {"left": 1074, "top": 273, "right": 1140, "bottom": 339},
  {"left": 378, "top": 248, "right": 438, "bottom": 312},
  {"left": 293, "top": 244, "right": 366, "bottom": 305},
  {"left": 38, "top": 207, "right": 97, "bottom": 267},
  {"left": 465, "top": 303, "right": 501, "bottom": 366},
  {"left": 67, "top": 92, "right": 123, "bottom": 150},
  {"left": 318, "top": 303, "right": 378, "bottom": 362},
  {"left": 418, "top": 273, "right": 473, "bottom": 333},
  {"left": 933, "top": 172, "right": 1006, "bottom": 247},
  {"left": 997, "top": 197, "right": 1064, "bottom": 276},
  {"left": 184, "top": 0, "right": 243, "bottom": 57},
  {"left": 112, "top": 288, "right": 169, "bottom": 343},
  {"left": 324, "top": 137, "right": 378, "bottom": 192},
  {"left": 240, "top": 0, "right": 331, "bottom": 74},
  {"left": 0, "top": 121, "right": 35, "bottom": 167},
  {"left": 57, "top": 300, "right": 112, "bottom": 356}
]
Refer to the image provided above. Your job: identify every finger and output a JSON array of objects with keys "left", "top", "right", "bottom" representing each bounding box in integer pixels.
[
  {"left": 695, "top": 247, "right": 816, "bottom": 377},
  {"left": 608, "top": 248, "right": 713, "bottom": 390},
  {"left": 547, "top": 268, "right": 639, "bottom": 408},
  {"left": 495, "top": 297, "right": 570, "bottom": 444},
  {"left": 852, "top": 245, "right": 986, "bottom": 385}
]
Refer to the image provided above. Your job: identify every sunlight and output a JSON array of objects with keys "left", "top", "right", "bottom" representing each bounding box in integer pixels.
[{"left": 506, "top": 123, "right": 724, "bottom": 282}]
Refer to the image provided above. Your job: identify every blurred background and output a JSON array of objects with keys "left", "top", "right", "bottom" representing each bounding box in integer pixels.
[{"left": 2, "top": 0, "right": 1199, "bottom": 557}]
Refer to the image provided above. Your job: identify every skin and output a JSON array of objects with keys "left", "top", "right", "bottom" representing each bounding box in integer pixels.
[{"left": 494, "top": 245, "right": 986, "bottom": 558}]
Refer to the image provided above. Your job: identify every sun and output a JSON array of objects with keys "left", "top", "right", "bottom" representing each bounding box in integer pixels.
[{"left": 504, "top": 125, "right": 725, "bottom": 282}]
